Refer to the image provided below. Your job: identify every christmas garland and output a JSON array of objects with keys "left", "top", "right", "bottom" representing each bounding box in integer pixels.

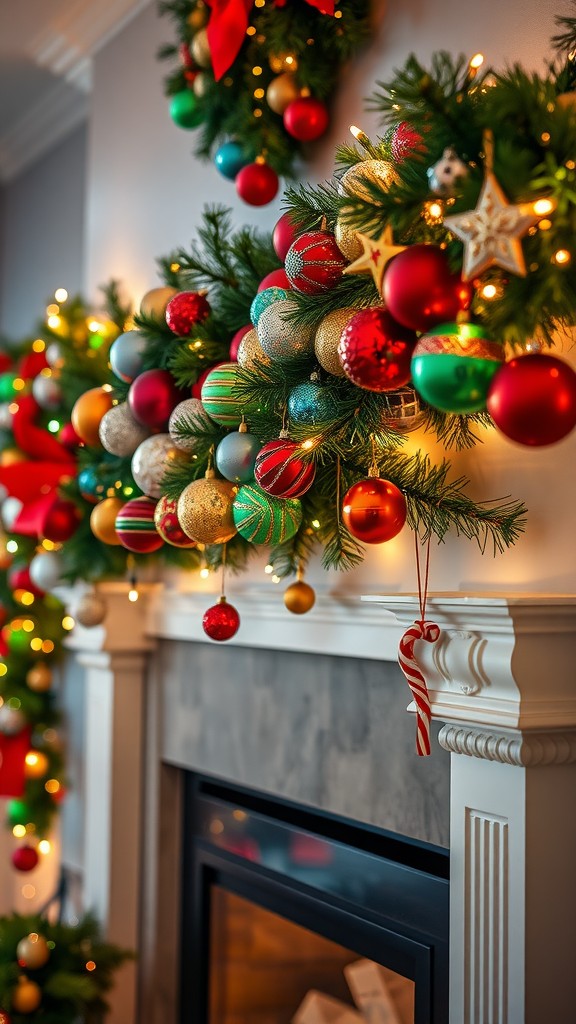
[{"left": 159, "top": 0, "right": 371, "bottom": 205}]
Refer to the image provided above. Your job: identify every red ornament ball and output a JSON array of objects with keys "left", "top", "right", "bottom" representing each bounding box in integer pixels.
[
  {"left": 382, "top": 245, "right": 471, "bottom": 332},
  {"left": 115, "top": 497, "right": 164, "bottom": 553},
  {"left": 283, "top": 96, "right": 329, "bottom": 141},
  {"left": 165, "top": 291, "right": 211, "bottom": 335},
  {"left": 235, "top": 162, "right": 279, "bottom": 206},
  {"left": 229, "top": 325, "right": 251, "bottom": 361},
  {"left": 128, "top": 369, "right": 184, "bottom": 430},
  {"left": 154, "top": 495, "right": 197, "bottom": 548},
  {"left": 338, "top": 307, "right": 417, "bottom": 392},
  {"left": 273, "top": 212, "right": 300, "bottom": 262},
  {"left": 203, "top": 598, "right": 240, "bottom": 641},
  {"left": 342, "top": 477, "right": 407, "bottom": 544},
  {"left": 285, "top": 231, "right": 347, "bottom": 294},
  {"left": 258, "top": 269, "right": 291, "bottom": 292},
  {"left": 12, "top": 845, "right": 39, "bottom": 873},
  {"left": 59, "top": 422, "right": 81, "bottom": 449},
  {"left": 391, "top": 121, "right": 425, "bottom": 163},
  {"left": 41, "top": 498, "right": 81, "bottom": 543},
  {"left": 487, "top": 354, "right": 576, "bottom": 446},
  {"left": 255, "top": 438, "right": 316, "bottom": 498},
  {"left": 0, "top": 1009, "right": 11, "bottom": 1024}
]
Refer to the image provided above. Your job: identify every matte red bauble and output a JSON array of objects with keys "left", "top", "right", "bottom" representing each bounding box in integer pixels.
[
  {"left": 338, "top": 307, "right": 417, "bottom": 392},
  {"left": 128, "top": 369, "right": 184, "bottom": 430},
  {"left": 235, "top": 162, "right": 279, "bottom": 206},
  {"left": 41, "top": 498, "right": 81, "bottom": 542},
  {"left": 12, "top": 845, "right": 39, "bottom": 872},
  {"left": 229, "top": 325, "right": 251, "bottom": 361},
  {"left": 165, "top": 291, "right": 211, "bottom": 335},
  {"left": 203, "top": 598, "right": 240, "bottom": 641},
  {"left": 283, "top": 97, "right": 329, "bottom": 141},
  {"left": 273, "top": 212, "right": 300, "bottom": 262},
  {"left": 382, "top": 245, "right": 471, "bottom": 332},
  {"left": 342, "top": 477, "right": 407, "bottom": 544},
  {"left": 391, "top": 121, "right": 425, "bottom": 163},
  {"left": 285, "top": 231, "right": 347, "bottom": 294},
  {"left": 487, "top": 354, "right": 576, "bottom": 446},
  {"left": 258, "top": 269, "right": 291, "bottom": 292},
  {"left": 255, "top": 438, "right": 316, "bottom": 498}
]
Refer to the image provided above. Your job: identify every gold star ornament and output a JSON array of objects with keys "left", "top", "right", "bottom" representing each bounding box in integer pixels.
[{"left": 343, "top": 225, "right": 406, "bottom": 291}]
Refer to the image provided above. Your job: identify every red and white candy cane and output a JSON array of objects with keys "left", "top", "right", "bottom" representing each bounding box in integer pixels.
[{"left": 398, "top": 619, "right": 440, "bottom": 756}]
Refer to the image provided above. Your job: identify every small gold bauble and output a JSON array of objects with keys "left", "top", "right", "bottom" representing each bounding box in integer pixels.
[
  {"left": 193, "top": 72, "right": 209, "bottom": 98},
  {"left": 90, "top": 498, "right": 125, "bottom": 546},
  {"left": 314, "top": 308, "right": 357, "bottom": 377},
  {"left": 188, "top": 4, "right": 208, "bottom": 29},
  {"left": 75, "top": 591, "right": 108, "bottom": 628},
  {"left": 269, "top": 52, "right": 299, "bottom": 74},
  {"left": 284, "top": 580, "right": 316, "bottom": 614},
  {"left": 266, "top": 73, "right": 301, "bottom": 115},
  {"left": 237, "top": 328, "right": 272, "bottom": 371},
  {"left": 191, "top": 28, "right": 212, "bottom": 68},
  {"left": 24, "top": 751, "right": 49, "bottom": 780},
  {"left": 338, "top": 160, "right": 396, "bottom": 203},
  {"left": 177, "top": 474, "right": 238, "bottom": 544},
  {"left": 26, "top": 663, "right": 52, "bottom": 693},
  {"left": 557, "top": 91, "right": 576, "bottom": 110},
  {"left": 12, "top": 977, "right": 42, "bottom": 1014},
  {"left": 17, "top": 933, "right": 50, "bottom": 970},
  {"left": 335, "top": 215, "right": 363, "bottom": 260},
  {"left": 139, "top": 286, "right": 178, "bottom": 319}
]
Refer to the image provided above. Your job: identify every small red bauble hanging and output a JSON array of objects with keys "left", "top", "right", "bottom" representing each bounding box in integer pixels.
[
  {"left": 41, "top": 498, "right": 81, "bottom": 543},
  {"left": 235, "top": 162, "right": 279, "bottom": 206},
  {"left": 273, "top": 212, "right": 300, "bottom": 262},
  {"left": 342, "top": 477, "right": 407, "bottom": 544},
  {"left": 229, "top": 325, "right": 251, "bottom": 361},
  {"left": 487, "top": 353, "right": 576, "bottom": 446},
  {"left": 165, "top": 291, "right": 211, "bottom": 335},
  {"left": 338, "top": 307, "right": 417, "bottom": 392},
  {"left": 255, "top": 438, "right": 316, "bottom": 499},
  {"left": 258, "top": 269, "right": 291, "bottom": 292},
  {"left": 382, "top": 245, "right": 471, "bottom": 332},
  {"left": 12, "top": 844, "right": 39, "bottom": 872},
  {"left": 128, "top": 369, "right": 184, "bottom": 430},
  {"left": 58, "top": 422, "right": 82, "bottom": 450},
  {"left": 285, "top": 231, "right": 347, "bottom": 294},
  {"left": 391, "top": 121, "right": 425, "bottom": 163},
  {"left": 203, "top": 598, "right": 240, "bottom": 641},
  {"left": 283, "top": 97, "right": 329, "bottom": 142}
]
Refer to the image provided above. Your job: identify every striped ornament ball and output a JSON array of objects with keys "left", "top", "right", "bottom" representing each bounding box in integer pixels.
[
  {"left": 115, "top": 497, "right": 164, "bottom": 553},
  {"left": 254, "top": 439, "right": 316, "bottom": 498},
  {"left": 154, "top": 495, "right": 197, "bottom": 548},
  {"left": 200, "top": 362, "right": 244, "bottom": 427},
  {"left": 232, "top": 484, "right": 302, "bottom": 545}
]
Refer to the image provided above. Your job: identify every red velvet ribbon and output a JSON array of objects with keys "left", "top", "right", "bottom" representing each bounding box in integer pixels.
[
  {"left": 0, "top": 463, "right": 76, "bottom": 507},
  {"left": 205, "top": 0, "right": 334, "bottom": 81},
  {"left": 11, "top": 395, "right": 75, "bottom": 465}
]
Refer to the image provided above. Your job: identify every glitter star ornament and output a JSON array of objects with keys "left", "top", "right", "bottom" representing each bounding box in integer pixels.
[{"left": 343, "top": 226, "right": 406, "bottom": 291}]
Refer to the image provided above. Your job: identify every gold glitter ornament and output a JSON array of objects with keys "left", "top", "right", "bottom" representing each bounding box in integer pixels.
[
  {"left": 177, "top": 469, "right": 238, "bottom": 544},
  {"left": 191, "top": 28, "right": 212, "bottom": 68},
  {"left": 237, "top": 328, "right": 272, "bottom": 371},
  {"left": 314, "top": 308, "right": 357, "bottom": 376},
  {"left": 338, "top": 160, "right": 396, "bottom": 203},
  {"left": 334, "top": 215, "right": 363, "bottom": 260},
  {"left": 266, "top": 73, "right": 301, "bottom": 115}
]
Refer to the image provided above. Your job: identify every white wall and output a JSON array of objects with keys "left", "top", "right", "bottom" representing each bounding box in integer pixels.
[{"left": 86, "top": 0, "right": 576, "bottom": 597}]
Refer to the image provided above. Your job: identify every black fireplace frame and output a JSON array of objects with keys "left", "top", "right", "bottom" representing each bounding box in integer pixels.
[{"left": 180, "top": 774, "right": 449, "bottom": 1023}]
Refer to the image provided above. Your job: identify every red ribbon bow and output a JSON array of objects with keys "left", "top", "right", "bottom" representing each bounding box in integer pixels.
[{"left": 205, "top": 0, "right": 335, "bottom": 82}]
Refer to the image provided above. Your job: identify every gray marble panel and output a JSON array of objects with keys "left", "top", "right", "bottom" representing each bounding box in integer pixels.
[{"left": 159, "top": 641, "right": 450, "bottom": 848}]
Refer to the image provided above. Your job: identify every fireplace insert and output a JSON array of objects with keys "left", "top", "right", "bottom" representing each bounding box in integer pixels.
[{"left": 181, "top": 775, "right": 449, "bottom": 1023}]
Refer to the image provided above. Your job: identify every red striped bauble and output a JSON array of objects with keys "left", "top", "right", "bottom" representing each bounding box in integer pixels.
[
  {"left": 254, "top": 439, "right": 316, "bottom": 498},
  {"left": 284, "top": 231, "right": 347, "bottom": 295},
  {"left": 115, "top": 497, "right": 164, "bottom": 553}
]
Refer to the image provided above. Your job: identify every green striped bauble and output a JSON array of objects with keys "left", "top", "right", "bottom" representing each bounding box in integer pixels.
[
  {"left": 201, "top": 362, "right": 243, "bottom": 427},
  {"left": 232, "top": 484, "right": 302, "bottom": 545},
  {"left": 115, "top": 496, "right": 164, "bottom": 553}
]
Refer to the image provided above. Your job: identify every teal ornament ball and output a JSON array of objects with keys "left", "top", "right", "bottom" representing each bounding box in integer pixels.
[
  {"left": 215, "top": 429, "right": 261, "bottom": 483},
  {"left": 0, "top": 374, "right": 17, "bottom": 402},
  {"left": 250, "top": 287, "right": 290, "bottom": 327},
  {"left": 169, "top": 89, "right": 203, "bottom": 129},
  {"left": 233, "top": 484, "right": 302, "bottom": 544},
  {"left": 201, "top": 362, "right": 244, "bottom": 427},
  {"left": 78, "top": 466, "right": 104, "bottom": 503},
  {"left": 411, "top": 322, "right": 503, "bottom": 414},
  {"left": 257, "top": 299, "right": 315, "bottom": 359},
  {"left": 214, "top": 141, "right": 250, "bottom": 180},
  {"left": 288, "top": 380, "right": 339, "bottom": 426}
]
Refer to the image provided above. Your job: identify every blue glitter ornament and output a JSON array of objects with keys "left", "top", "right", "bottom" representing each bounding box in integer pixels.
[
  {"left": 250, "top": 287, "right": 290, "bottom": 327},
  {"left": 288, "top": 381, "right": 339, "bottom": 426},
  {"left": 214, "top": 141, "right": 251, "bottom": 180}
]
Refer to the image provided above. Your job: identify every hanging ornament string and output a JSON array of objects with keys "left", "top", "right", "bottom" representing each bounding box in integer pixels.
[
  {"left": 220, "top": 542, "right": 227, "bottom": 599},
  {"left": 397, "top": 534, "right": 440, "bottom": 757}
]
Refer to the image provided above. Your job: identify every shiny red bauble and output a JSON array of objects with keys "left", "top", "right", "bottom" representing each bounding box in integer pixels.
[
  {"left": 283, "top": 97, "right": 329, "bottom": 141},
  {"left": 342, "top": 477, "right": 407, "bottom": 544},
  {"left": 255, "top": 438, "right": 316, "bottom": 498},
  {"left": 229, "top": 326, "right": 251, "bottom": 361},
  {"left": 59, "top": 422, "right": 82, "bottom": 450},
  {"left": 487, "top": 354, "right": 576, "bottom": 446},
  {"left": 128, "top": 369, "right": 184, "bottom": 430},
  {"left": 0, "top": 1009, "right": 12, "bottom": 1024},
  {"left": 12, "top": 845, "right": 39, "bottom": 872},
  {"left": 235, "top": 162, "right": 279, "bottom": 206},
  {"left": 391, "top": 121, "right": 425, "bottom": 163},
  {"left": 165, "top": 291, "right": 211, "bottom": 336},
  {"left": 285, "top": 231, "right": 347, "bottom": 294},
  {"left": 202, "top": 598, "right": 240, "bottom": 641},
  {"left": 41, "top": 498, "right": 81, "bottom": 543},
  {"left": 258, "top": 269, "right": 291, "bottom": 292},
  {"left": 338, "top": 307, "right": 417, "bottom": 392},
  {"left": 382, "top": 245, "right": 471, "bottom": 332},
  {"left": 273, "top": 212, "right": 300, "bottom": 262}
]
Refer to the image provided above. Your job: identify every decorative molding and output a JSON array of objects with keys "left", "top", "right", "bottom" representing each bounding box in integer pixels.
[
  {"left": 465, "top": 810, "right": 509, "bottom": 1023},
  {"left": 0, "top": 81, "right": 90, "bottom": 183},
  {"left": 438, "top": 724, "right": 576, "bottom": 766}
]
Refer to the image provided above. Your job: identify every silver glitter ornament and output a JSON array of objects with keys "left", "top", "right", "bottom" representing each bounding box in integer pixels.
[
  {"left": 257, "top": 300, "right": 314, "bottom": 360},
  {"left": 169, "top": 398, "right": 214, "bottom": 452},
  {"left": 99, "top": 402, "right": 150, "bottom": 457},
  {"left": 131, "top": 434, "right": 182, "bottom": 498}
]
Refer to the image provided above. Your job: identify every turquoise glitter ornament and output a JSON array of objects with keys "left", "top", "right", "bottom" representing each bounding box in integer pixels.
[
  {"left": 250, "top": 287, "right": 290, "bottom": 327},
  {"left": 288, "top": 380, "right": 339, "bottom": 426},
  {"left": 232, "top": 484, "right": 302, "bottom": 544}
]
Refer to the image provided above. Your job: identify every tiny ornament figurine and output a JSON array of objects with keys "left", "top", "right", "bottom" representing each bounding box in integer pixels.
[
  {"left": 203, "top": 596, "right": 240, "bottom": 642},
  {"left": 397, "top": 538, "right": 440, "bottom": 757}
]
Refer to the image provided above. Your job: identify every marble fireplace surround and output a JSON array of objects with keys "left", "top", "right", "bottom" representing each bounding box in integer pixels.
[{"left": 65, "top": 587, "right": 576, "bottom": 1024}]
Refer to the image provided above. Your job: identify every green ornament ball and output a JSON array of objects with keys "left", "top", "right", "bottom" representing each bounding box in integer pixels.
[
  {"left": 201, "top": 362, "right": 244, "bottom": 427},
  {"left": 0, "top": 373, "right": 17, "bottom": 402},
  {"left": 288, "top": 380, "right": 340, "bottom": 426},
  {"left": 233, "top": 484, "right": 302, "bottom": 544},
  {"left": 7, "top": 799, "right": 29, "bottom": 827},
  {"left": 169, "top": 89, "right": 203, "bottom": 130},
  {"left": 411, "top": 322, "right": 503, "bottom": 414}
]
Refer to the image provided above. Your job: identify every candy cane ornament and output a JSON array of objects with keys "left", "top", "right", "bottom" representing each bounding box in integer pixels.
[{"left": 398, "top": 619, "right": 440, "bottom": 756}]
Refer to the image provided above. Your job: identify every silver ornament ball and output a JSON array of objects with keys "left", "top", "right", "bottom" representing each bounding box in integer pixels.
[
  {"left": 215, "top": 429, "right": 261, "bottom": 483},
  {"left": 131, "top": 434, "right": 181, "bottom": 498},
  {"left": 29, "top": 550, "right": 65, "bottom": 592},
  {"left": 0, "top": 704, "right": 27, "bottom": 735},
  {"left": 169, "top": 398, "right": 214, "bottom": 451},
  {"left": 257, "top": 300, "right": 315, "bottom": 360},
  {"left": 32, "top": 374, "right": 62, "bottom": 410},
  {"left": 99, "top": 402, "right": 150, "bottom": 457}
]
